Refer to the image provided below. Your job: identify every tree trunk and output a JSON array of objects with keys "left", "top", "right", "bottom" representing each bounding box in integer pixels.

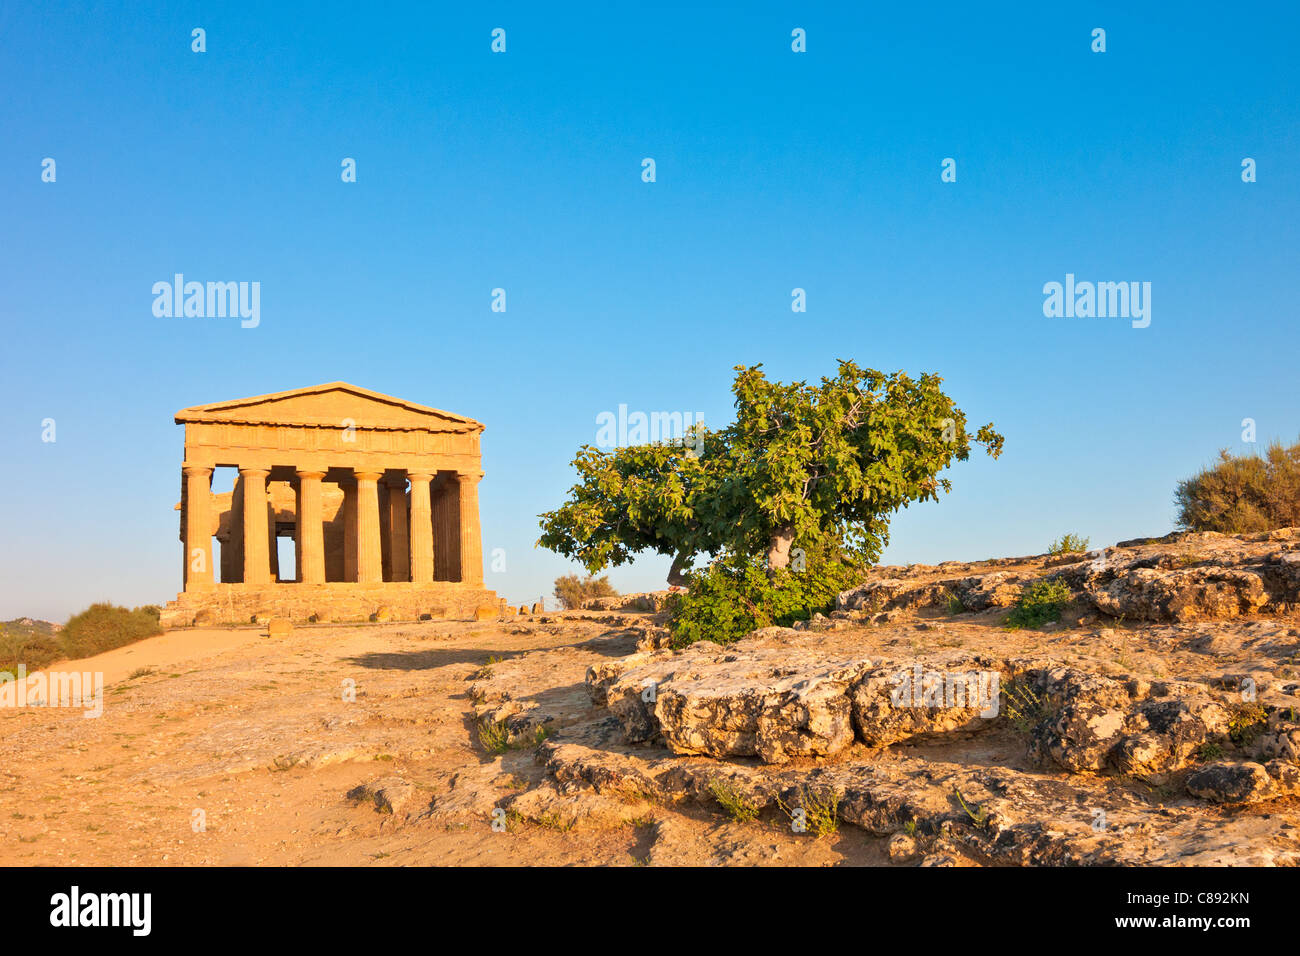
[
  {"left": 766, "top": 524, "right": 796, "bottom": 572},
  {"left": 667, "top": 553, "right": 691, "bottom": 587}
]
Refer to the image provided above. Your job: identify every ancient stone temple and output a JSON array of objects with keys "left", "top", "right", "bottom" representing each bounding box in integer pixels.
[{"left": 159, "top": 383, "right": 498, "bottom": 626}]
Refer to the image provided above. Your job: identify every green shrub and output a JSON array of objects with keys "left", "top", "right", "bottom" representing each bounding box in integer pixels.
[
  {"left": 552, "top": 573, "right": 618, "bottom": 610},
  {"left": 707, "top": 780, "right": 761, "bottom": 824},
  {"left": 59, "top": 603, "right": 163, "bottom": 660},
  {"left": 0, "top": 629, "right": 62, "bottom": 675},
  {"left": 477, "top": 719, "right": 511, "bottom": 755},
  {"left": 1004, "top": 580, "right": 1072, "bottom": 630},
  {"left": 1002, "top": 677, "right": 1050, "bottom": 733},
  {"left": 776, "top": 785, "right": 842, "bottom": 837},
  {"left": 1175, "top": 441, "right": 1300, "bottom": 533},
  {"left": 1227, "top": 701, "right": 1268, "bottom": 747},
  {"left": 668, "top": 558, "right": 858, "bottom": 649},
  {"left": 1048, "top": 533, "right": 1090, "bottom": 555}
]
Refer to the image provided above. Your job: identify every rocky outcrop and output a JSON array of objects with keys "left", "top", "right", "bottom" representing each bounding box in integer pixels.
[
  {"left": 346, "top": 776, "right": 421, "bottom": 815},
  {"left": 1026, "top": 670, "right": 1230, "bottom": 776},
  {"left": 582, "top": 591, "right": 675, "bottom": 613},
  {"left": 589, "top": 627, "right": 1263, "bottom": 783},
  {"left": 831, "top": 529, "right": 1300, "bottom": 626},
  {"left": 1182, "top": 760, "right": 1300, "bottom": 804}
]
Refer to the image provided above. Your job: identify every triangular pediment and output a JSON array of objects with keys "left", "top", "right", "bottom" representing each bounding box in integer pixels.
[{"left": 175, "top": 383, "right": 482, "bottom": 432}]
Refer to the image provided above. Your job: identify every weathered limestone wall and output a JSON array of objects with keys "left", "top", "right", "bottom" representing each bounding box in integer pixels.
[{"left": 159, "top": 582, "right": 500, "bottom": 627}]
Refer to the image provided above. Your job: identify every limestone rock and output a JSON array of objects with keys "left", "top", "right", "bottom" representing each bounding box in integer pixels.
[
  {"left": 1186, "top": 761, "right": 1273, "bottom": 804},
  {"left": 850, "top": 659, "right": 997, "bottom": 746},
  {"left": 346, "top": 776, "right": 420, "bottom": 815},
  {"left": 887, "top": 833, "right": 918, "bottom": 861},
  {"left": 266, "top": 618, "right": 292, "bottom": 638},
  {"left": 634, "top": 626, "right": 673, "bottom": 652}
]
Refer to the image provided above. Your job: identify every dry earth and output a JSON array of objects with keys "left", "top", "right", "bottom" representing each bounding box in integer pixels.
[{"left": 5, "top": 528, "right": 1300, "bottom": 866}]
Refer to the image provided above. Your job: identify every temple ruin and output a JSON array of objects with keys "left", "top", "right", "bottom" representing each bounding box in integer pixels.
[{"left": 159, "top": 383, "right": 498, "bottom": 626}]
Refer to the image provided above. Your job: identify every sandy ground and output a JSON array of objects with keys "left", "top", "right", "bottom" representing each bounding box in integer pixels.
[{"left": 0, "top": 616, "right": 888, "bottom": 865}]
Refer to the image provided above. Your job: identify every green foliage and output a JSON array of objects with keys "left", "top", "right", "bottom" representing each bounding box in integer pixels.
[
  {"left": 944, "top": 590, "right": 965, "bottom": 615},
  {"left": 477, "top": 719, "right": 511, "bottom": 755},
  {"left": 776, "top": 786, "right": 842, "bottom": 837},
  {"left": 667, "top": 557, "right": 858, "bottom": 648},
  {"left": 953, "top": 788, "right": 989, "bottom": 828},
  {"left": 1002, "top": 678, "right": 1050, "bottom": 734},
  {"left": 1003, "top": 580, "right": 1072, "bottom": 631},
  {"left": 0, "top": 627, "right": 62, "bottom": 675},
  {"left": 707, "top": 780, "right": 761, "bottom": 824},
  {"left": 1048, "top": 533, "right": 1090, "bottom": 555},
  {"left": 1175, "top": 441, "right": 1300, "bottom": 533},
  {"left": 538, "top": 360, "right": 1003, "bottom": 583},
  {"left": 60, "top": 604, "right": 163, "bottom": 660},
  {"left": 1227, "top": 702, "right": 1268, "bottom": 747},
  {"left": 1197, "top": 741, "right": 1224, "bottom": 762},
  {"left": 477, "top": 718, "right": 552, "bottom": 755},
  {"left": 552, "top": 573, "right": 618, "bottom": 610}
]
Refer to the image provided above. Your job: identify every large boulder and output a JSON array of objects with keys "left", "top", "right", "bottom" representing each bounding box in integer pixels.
[
  {"left": 1185, "top": 761, "right": 1274, "bottom": 804},
  {"left": 1086, "top": 566, "right": 1268, "bottom": 622},
  {"left": 850, "top": 658, "right": 1001, "bottom": 746}
]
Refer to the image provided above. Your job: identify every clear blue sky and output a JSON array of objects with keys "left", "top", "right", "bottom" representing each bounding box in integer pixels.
[{"left": 2, "top": 2, "right": 1298, "bottom": 621}]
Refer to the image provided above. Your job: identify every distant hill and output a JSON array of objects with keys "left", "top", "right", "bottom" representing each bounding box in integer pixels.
[{"left": 2, "top": 617, "right": 62, "bottom": 636}]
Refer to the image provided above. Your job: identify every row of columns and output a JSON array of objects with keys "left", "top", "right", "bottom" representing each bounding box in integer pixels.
[{"left": 182, "top": 464, "right": 483, "bottom": 590}]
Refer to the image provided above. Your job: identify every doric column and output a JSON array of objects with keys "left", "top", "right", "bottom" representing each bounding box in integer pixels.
[
  {"left": 408, "top": 473, "right": 434, "bottom": 584},
  {"left": 456, "top": 471, "right": 485, "bottom": 585},
  {"left": 431, "top": 473, "right": 459, "bottom": 581},
  {"left": 182, "top": 464, "right": 214, "bottom": 590},
  {"left": 386, "top": 474, "right": 410, "bottom": 582},
  {"left": 296, "top": 470, "right": 327, "bottom": 584},
  {"left": 355, "top": 471, "right": 383, "bottom": 584},
  {"left": 241, "top": 467, "right": 271, "bottom": 586},
  {"left": 378, "top": 481, "right": 392, "bottom": 581},
  {"left": 342, "top": 480, "right": 358, "bottom": 582}
]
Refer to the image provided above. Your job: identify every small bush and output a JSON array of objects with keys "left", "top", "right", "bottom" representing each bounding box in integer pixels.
[
  {"left": 1227, "top": 701, "right": 1268, "bottom": 747},
  {"left": 1002, "top": 677, "right": 1050, "bottom": 733},
  {"left": 776, "top": 786, "right": 841, "bottom": 837},
  {"left": 707, "top": 780, "right": 761, "bottom": 824},
  {"left": 1175, "top": 441, "right": 1300, "bottom": 533},
  {"left": 60, "top": 604, "right": 163, "bottom": 660},
  {"left": 0, "top": 630, "right": 62, "bottom": 675},
  {"left": 477, "top": 719, "right": 511, "bottom": 755},
  {"left": 1004, "top": 580, "right": 1072, "bottom": 630},
  {"left": 1048, "top": 533, "right": 1090, "bottom": 555},
  {"left": 668, "top": 558, "right": 858, "bottom": 649},
  {"left": 553, "top": 573, "right": 618, "bottom": 610}
]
